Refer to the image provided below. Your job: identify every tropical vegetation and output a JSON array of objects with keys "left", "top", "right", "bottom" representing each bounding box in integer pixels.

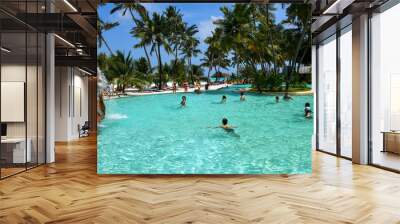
[{"left": 98, "top": 3, "right": 311, "bottom": 92}]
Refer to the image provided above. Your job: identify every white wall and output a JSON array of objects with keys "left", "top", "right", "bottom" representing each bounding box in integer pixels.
[
  {"left": 55, "top": 66, "right": 70, "bottom": 141},
  {"left": 54, "top": 67, "right": 89, "bottom": 141}
]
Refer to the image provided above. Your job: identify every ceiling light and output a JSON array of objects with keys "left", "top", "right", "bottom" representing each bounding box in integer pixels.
[
  {"left": 323, "top": 0, "right": 355, "bottom": 15},
  {"left": 54, "top": 34, "right": 75, "bottom": 48},
  {"left": 1, "top": 47, "right": 11, "bottom": 53},
  {"left": 63, "top": 0, "right": 78, "bottom": 12},
  {"left": 78, "top": 68, "right": 92, "bottom": 76}
]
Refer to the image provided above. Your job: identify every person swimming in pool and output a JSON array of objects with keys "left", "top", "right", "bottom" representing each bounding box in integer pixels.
[
  {"left": 275, "top": 95, "right": 279, "bottom": 103},
  {"left": 283, "top": 93, "right": 293, "bottom": 101},
  {"left": 180, "top": 96, "right": 187, "bottom": 107},
  {"left": 221, "top": 95, "right": 227, "bottom": 103},
  {"left": 240, "top": 92, "right": 246, "bottom": 101},
  {"left": 208, "top": 118, "right": 239, "bottom": 137},
  {"left": 304, "top": 102, "right": 312, "bottom": 118},
  {"left": 220, "top": 118, "right": 236, "bottom": 131}
]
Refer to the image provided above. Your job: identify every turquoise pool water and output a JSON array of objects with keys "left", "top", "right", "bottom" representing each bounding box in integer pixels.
[{"left": 98, "top": 85, "right": 313, "bottom": 174}]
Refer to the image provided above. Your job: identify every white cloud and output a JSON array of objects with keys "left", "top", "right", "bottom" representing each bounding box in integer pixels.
[{"left": 197, "top": 16, "right": 222, "bottom": 41}]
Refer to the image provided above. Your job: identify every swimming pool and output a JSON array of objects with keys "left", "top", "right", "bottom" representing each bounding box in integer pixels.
[{"left": 98, "top": 85, "right": 313, "bottom": 174}]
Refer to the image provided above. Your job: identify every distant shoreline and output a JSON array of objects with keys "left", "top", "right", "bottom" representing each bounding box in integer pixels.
[
  {"left": 104, "top": 84, "right": 233, "bottom": 100},
  {"left": 249, "top": 89, "right": 313, "bottom": 96},
  {"left": 104, "top": 85, "right": 313, "bottom": 100}
]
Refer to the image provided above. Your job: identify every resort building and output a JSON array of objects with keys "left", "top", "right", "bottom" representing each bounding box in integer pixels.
[{"left": 312, "top": 0, "right": 400, "bottom": 172}]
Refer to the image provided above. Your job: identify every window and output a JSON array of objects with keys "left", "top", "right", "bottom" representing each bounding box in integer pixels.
[
  {"left": 317, "top": 35, "right": 337, "bottom": 154},
  {"left": 0, "top": 1, "right": 46, "bottom": 179},
  {"left": 370, "top": 3, "right": 400, "bottom": 171},
  {"left": 339, "top": 26, "right": 352, "bottom": 158}
]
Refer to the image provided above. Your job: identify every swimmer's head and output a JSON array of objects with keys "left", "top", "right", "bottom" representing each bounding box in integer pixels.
[
  {"left": 305, "top": 102, "right": 310, "bottom": 107},
  {"left": 222, "top": 118, "right": 228, "bottom": 125}
]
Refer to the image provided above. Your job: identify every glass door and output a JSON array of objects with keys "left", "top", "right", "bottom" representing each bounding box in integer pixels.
[
  {"left": 317, "top": 35, "right": 337, "bottom": 154},
  {"left": 339, "top": 25, "right": 352, "bottom": 158},
  {"left": 370, "top": 3, "right": 400, "bottom": 171}
]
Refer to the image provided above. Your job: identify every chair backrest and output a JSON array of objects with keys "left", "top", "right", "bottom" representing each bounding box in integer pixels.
[{"left": 82, "top": 121, "right": 90, "bottom": 129}]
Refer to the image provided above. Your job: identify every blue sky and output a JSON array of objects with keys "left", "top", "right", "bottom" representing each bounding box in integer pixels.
[{"left": 98, "top": 3, "right": 289, "bottom": 72}]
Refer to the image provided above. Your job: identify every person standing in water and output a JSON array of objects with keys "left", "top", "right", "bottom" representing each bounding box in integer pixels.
[
  {"left": 221, "top": 95, "right": 227, "bottom": 103},
  {"left": 172, "top": 81, "right": 177, "bottom": 94},
  {"left": 180, "top": 96, "right": 187, "bottom": 107},
  {"left": 283, "top": 93, "right": 293, "bottom": 101},
  {"left": 275, "top": 96, "right": 280, "bottom": 103},
  {"left": 304, "top": 102, "right": 312, "bottom": 118},
  {"left": 240, "top": 92, "right": 246, "bottom": 101},
  {"left": 195, "top": 81, "right": 201, "bottom": 94}
]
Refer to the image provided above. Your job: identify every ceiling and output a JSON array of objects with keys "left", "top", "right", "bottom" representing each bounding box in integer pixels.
[{"left": 0, "top": 0, "right": 98, "bottom": 74}]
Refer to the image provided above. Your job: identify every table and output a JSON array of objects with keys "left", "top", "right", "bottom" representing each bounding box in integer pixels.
[
  {"left": 1, "top": 138, "right": 31, "bottom": 163},
  {"left": 381, "top": 131, "right": 400, "bottom": 154}
]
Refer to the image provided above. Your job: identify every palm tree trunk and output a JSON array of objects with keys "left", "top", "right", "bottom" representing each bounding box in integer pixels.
[
  {"left": 207, "top": 67, "right": 211, "bottom": 82},
  {"left": 189, "top": 58, "right": 193, "bottom": 85},
  {"left": 129, "top": 9, "right": 135, "bottom": 21},
  {"left": 261, "top": 63, "right": 267, "bottom": 77},
  {"left": 236, "top": 63, "right": 239, "bottom": 78},
  {"left": 266, "top": 6, "right": 278, "bottom": 75},
  {"left": 214, "top": 65, "right": 218, "bottom": 82},
  {"left": 143, "top": 46, "right": 152, "bottom": 70},
  {"left": 175, "top": 48, "right": 179, "bottom": 66},
  {"left": 101, "top": 36, "right": 114, "bottom": 55},
  {"left": 285, "top": 31, "right": 306, "bottom": 93},
  {"left": 157, "top": 43, "right": 163, "bottom": 90},
  {"left": 297, "top": 46, "right": 308, "bottom": 73}
]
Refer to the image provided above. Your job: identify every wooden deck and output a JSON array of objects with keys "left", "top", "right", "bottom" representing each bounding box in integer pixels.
[{"left": 1, "top": 135, "right": 400, "bottom": 223}]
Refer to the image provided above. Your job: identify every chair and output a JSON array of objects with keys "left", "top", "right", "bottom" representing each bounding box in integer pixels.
[{"left": 78, "top": 121, "right": 90, "bottom": 138}]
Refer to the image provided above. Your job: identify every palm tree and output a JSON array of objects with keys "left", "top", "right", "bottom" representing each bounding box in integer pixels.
[
  {"left": 204, "top": 29, "right": 230, "bottom": 82},
  {"left": 107, "top": 51, "right": 146, "bottom": 92},
  {"left": 181, "top": 24, "right": 200, "bottom": 84},
  {"left": 191, "top": 65, "right": 204, "bottom": 81},
  {"left": 283, "top": 4, "right": 311, "bottom": 93},
  {"left": 256, "top": 4, "right": 278, "bottom": 75},
  {"left": 214, "top": 4, "right": 259, "bottom": 75},
  {"left": 201, "top": 50, "right": 214, "bottom": 82},
  {"left": 164, "top": 6, "right": 185, "bottom": 66},
  {"left": 97, "top": 17, "right": 119, "bottom": 55},
  {"left": 111, "top": 3, "right": 153, "bottom": 71},
  {"left": 131, "top": 11, "right": 153, "bottom": 70},
  {"left": 149, "top": 12, "right": 171, "bottom": 90},
  {"left": 110, "top": 3, "right": 146, "bottom": 21},
  {"left": 134, "top": 57, "right": 152, "bottom": 83}
]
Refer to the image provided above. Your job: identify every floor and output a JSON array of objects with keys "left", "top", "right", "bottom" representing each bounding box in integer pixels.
[
  {"left": 373, "top": 151, "right": 400, "bottom": 171},
  {"left": 0, "top": 135, "right": 400, "bottom": 223},
  {"left": 1, "top": 163, "right": 45, "bottom": 178},
  {"left": 0, "top": 167, "right": 25, "bottom": 178}
]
